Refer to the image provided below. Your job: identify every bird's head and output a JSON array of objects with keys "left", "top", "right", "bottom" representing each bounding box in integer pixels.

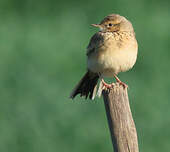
[{"left": 91, "top": 14, "right": 134, "bottom": 33}]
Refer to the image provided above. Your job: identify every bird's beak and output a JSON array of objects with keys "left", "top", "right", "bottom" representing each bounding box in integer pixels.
[
  {"left": 91, "top": 24, "right": 102, "bottom": 28},
  {"left": 91, "top": 24, "right": 103, "bottom": 31}
]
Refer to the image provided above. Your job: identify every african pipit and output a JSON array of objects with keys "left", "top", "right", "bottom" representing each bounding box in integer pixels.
[{"left": 70, "top": 14, "right": 138, "bottom": 100}]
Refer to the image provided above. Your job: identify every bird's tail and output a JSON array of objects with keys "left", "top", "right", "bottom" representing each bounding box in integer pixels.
[{"left": 70, "top": 71, "right": 99, "bottom": 100}]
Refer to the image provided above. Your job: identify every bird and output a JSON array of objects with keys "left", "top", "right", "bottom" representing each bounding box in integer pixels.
[{"left": 70, "top": 14, "right": 138, "bottom": 100}]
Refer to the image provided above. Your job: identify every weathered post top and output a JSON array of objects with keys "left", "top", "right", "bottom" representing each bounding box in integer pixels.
[{"left": 102, "top": 83, "right": 139, "bottom": 152}]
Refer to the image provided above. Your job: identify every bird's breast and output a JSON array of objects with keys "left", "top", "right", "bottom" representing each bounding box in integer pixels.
[{"left": 87, "top": 34, "right": 138, "bottom": 77}]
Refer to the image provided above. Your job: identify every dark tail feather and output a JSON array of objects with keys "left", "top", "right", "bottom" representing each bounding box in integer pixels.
[{"left": 70, "top": 71, "right": 99, "bottom": 100}]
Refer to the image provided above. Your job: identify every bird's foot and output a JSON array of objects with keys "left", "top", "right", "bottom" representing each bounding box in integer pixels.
[
  {"left": 114, "top": 75, "right": 128, "bottom": 89},
  {"left": 117, "top": 81, "right": 128, "bottom": 89},
  {"left": 101, "top": 79, "right": 114, "bottom": 89}
]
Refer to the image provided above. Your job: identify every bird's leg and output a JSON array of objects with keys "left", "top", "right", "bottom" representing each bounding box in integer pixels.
[
  {"left": 101, "top": 79, "right": 114, "bottom": 89},
  {"left": 113, "top": 74, "right": 128, "bottom": 88}
]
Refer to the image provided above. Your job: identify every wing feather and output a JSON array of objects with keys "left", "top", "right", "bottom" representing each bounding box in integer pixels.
[{"left": 86, "top": 32, "right": 104, "bottom": 56}]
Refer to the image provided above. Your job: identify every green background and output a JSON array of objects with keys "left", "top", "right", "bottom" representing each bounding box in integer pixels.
[{"left": 1, "top": 0, "right": 170, "bottom": 151}]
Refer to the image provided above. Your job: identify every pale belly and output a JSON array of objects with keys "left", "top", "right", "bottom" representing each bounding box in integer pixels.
[{"left": 87, "top": 47, "right": 137, "bottom": 77}]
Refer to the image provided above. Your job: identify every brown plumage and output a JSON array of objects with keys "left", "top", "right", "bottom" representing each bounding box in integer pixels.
[
  {"left": 70, "top": 71, "right": 99, "bottom": 100},
  {"left": 70, "top": 14, "right": 138, "bottom": 100}
]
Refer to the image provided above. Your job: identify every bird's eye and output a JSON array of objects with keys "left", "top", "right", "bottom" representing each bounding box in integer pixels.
[{"left": 109, "top": 23, "right": 112, "bottom": 26}]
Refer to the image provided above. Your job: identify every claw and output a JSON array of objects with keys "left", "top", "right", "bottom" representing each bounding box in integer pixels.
[
  {"left": 101, "top": 79, "right": 114, "bottom": 89},
  {"left": 114, "top": 74, "right": 128, "bottom": 89},
  {"left": 118, "top": 81, "right": 128, "bottom": 88}
]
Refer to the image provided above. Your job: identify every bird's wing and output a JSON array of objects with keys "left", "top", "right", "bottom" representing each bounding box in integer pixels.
[{"left": 86, "top": 32, "right": 104, "bottom": 56}]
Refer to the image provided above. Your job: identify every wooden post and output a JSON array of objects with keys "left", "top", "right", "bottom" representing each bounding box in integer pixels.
[{"left": 102, "top": 83, "right": 139, "bottom": 152}]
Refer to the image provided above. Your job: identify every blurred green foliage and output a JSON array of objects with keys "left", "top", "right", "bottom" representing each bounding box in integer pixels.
[{"left": 0, "top": 0, "right": 170, "bottom": 151}]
